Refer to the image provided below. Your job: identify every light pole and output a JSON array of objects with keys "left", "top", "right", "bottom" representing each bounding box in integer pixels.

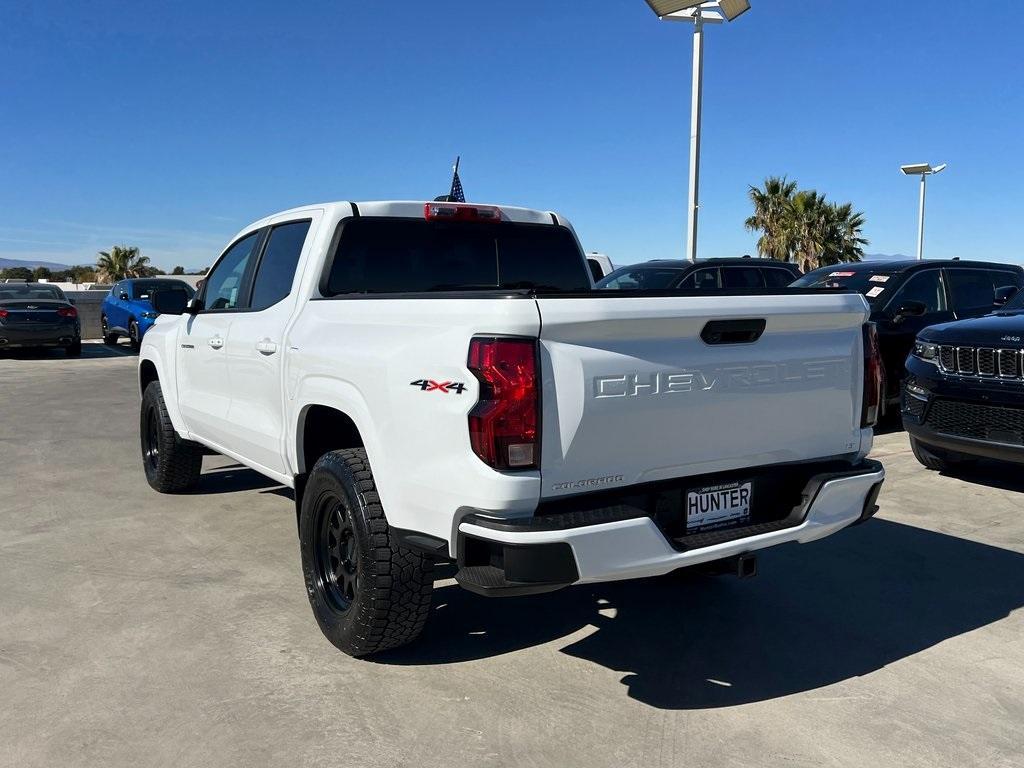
[
  {"left": 644, "top": 0, "right": 751, "bottom": 262},
  {"left": 900, "top": 162, "right": 947, "bottom": 260}
]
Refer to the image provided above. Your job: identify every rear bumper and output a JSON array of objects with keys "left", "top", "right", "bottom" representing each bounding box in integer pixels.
[
  {"left": 0, "top": 325, "right": 79, "bottom": 347},
  {"left": 455, "top": 459, "right": 884, "bottom": 594}
]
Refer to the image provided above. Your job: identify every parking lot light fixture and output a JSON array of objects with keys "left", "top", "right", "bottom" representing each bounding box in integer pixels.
[
  {"left": 644, "top": 0, "right": 706, "bottom": 16},
  {"left": 643, "top": 1, "right": 751, "bottom": 263},
  {"left": 900, "top": 162, "right": 947, "bottom": 260}
]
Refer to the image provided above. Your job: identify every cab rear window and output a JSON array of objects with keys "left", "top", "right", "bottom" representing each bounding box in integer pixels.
[{"left": 325, "top": 218, "right": 591, "bottom": 295}]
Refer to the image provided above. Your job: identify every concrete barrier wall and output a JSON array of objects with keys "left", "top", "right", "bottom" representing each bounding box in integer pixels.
[{"left": 67, "top": 292, "right": 106, "bottom": 339}]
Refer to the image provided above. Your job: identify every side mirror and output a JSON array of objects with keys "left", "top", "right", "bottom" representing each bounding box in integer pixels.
[
  {"left": 994, "top": 285, "right": 1018, "bottom": 307},
  {"left": 893, "top": 300, "right": 927, "bottom": 323},
  {"left": 185, "top": 297, "right": 205, "bottom": 315},
  {"left": 151, "top": 290, "right": 189, "bottom": 316},
  {"left": 119, "top": 291, "right": 130, "bottom": 301}
]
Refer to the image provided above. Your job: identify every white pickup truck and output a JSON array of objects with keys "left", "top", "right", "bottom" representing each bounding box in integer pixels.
[{"left": 139, "top": 200, "right": 885, "bottom": 657}]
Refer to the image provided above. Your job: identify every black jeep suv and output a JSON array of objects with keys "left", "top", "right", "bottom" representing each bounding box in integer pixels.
[
  {"left": 792, "top": 260, "right": 1024, "bottom": 411},
  {"left": 903, "top": 287, "right": 1024, "bottom": 470}
]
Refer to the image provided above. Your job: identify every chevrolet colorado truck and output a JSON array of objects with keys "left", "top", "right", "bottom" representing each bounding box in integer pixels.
[{"left": 138, "top": 200, "right": 885, "bottom": 657}]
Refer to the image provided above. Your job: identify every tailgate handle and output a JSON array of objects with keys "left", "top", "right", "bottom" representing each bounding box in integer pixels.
[{"left": 701, "top": 319, "right": 766, "bottom": 345}]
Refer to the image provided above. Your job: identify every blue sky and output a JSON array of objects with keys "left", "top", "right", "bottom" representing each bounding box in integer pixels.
[{"left": 2, "top": 0, "right": 1022, "bottom": 271}]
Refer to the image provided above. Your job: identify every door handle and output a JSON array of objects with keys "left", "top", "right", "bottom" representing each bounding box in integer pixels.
[
  {"left": 256, "top": 338, "right": 278, "bottom": 356},
  {"left": 208, "top": 336, "right": 224, "bottom": 350}
]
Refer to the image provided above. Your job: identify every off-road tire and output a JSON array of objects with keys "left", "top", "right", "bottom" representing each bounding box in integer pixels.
[
  {"left": 299, "top": 448, "right": 434, "bottom": 657},
  {"left": 65, "top": 338, "right": 82, "bottom": 356},
  {"left": 140, "top": 381, "right": 203, "bottom": 493},
  {"left": 128, "top": 320, "right": 141, "bottom": 352},
  {"left": 101, "top": 315, "right": 118, "bottom": 345},
  {"left": 910, "top": 436, "right": 973, "bottom": 472}
]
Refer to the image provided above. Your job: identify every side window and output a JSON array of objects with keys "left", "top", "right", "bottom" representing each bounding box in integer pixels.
[
  {"left": 721, "top": 266, "right": 766, "bottom": 289},
  {"left": 890, "top": 270, "right": 946, "bottom": 313},
  {"left": 203, "top": 232, "right": 261, "bottom": 311},
  {"left": 678, "top": 268, "right": 719, "bottom": 289},
  {"left": 762, "top": 268, "right": 795, "bottom": 288},
  {"left": 947, "top": 269, "right": 998, "bottom": 315},
  {"left": 250, "top": 221, "right": 312, "bottom": 311},
  {"left": 991, "top": 269, "right": 1023, "bottom": 290},
  {"left": 601, "top": 268, "right": 684, "bottom": 290}
]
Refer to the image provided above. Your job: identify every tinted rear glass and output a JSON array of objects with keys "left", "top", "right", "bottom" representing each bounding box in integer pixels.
[
  {"left": 596, "top": 266, "right": 684, "bottom": 290},
  {"left": 790, "top": 268, "right": 896, "bottom": 305},
  {"left": 721, "top": 266, "right": 764, "bottom": 288},
  {"left": 132, "top": 280, "right": 195, "bottom": 301},
  {"left": 763, "top": 268, "right": 796, "bottom": 288},
  {"left": 0, "top": 284, "right": 65, "bottom": 300},
  {"left": 250, "top": 220, "right": 311, "bottom": 310},
  {"left": 325, "top": 219, "right": 590, "bottom": 295}
]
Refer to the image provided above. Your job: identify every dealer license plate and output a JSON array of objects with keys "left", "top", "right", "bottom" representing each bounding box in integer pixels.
[{"left": 686, "top": 481, "right": 752, "bottom": 532}]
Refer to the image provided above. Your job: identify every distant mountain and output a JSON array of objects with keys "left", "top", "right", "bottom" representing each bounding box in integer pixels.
[
  {"left": 0, "top": 256, "right": 75, "bottom": 271},
  {"left": 862, "top": 253, "right": 911, "bottom": 262}
]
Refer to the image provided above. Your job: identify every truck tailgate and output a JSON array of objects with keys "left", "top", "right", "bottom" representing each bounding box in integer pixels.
[{"left": 536, "top": 293, "right": 869, "bottom": 498}]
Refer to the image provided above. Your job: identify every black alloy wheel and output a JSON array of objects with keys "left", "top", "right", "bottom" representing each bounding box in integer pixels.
[
  {"left": 313, "top": 493, "right": 358, "bottom": 613},
  {"left": 142, "top": 403, "right": 161, "bottom": 474}
]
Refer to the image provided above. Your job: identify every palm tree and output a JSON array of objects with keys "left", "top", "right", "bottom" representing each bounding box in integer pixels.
[
  {"left": 746, "top": 179, "right": 868, "bottom": 272},
  {"left": 96, "top": 246, "right": 150, "bottom": 282},
  {"left": 827, "top": 202, "right": 868, "bottom": 266},
  {"left": 790, "top": 190, "right": 831, "bottom": 272},
  {"left": 745, "top": 176, "right": 798, "bottom": 262}
]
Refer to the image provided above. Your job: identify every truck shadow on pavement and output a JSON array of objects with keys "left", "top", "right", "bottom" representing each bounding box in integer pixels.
[
  {"left": 938, "top": 460, "right": 1024, "bottom": 493},
  {"left": 191, "top": 464, "right": 282, "bottom": 495},
  {"left": 383, "top": 519, "right": 1024, "bottom": 710}
]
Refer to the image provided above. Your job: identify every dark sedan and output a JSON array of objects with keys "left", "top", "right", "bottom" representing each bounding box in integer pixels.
[
  {"left": 0, "top": 283, "right": 81, "bottom": 356},
  {"left": 792, "top": 259, "right": 1024, "bottom": 412}
]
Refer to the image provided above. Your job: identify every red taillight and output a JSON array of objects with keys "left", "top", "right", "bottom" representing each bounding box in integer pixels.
[
  {"left": 57, "top": 306, "right": 77, "bottom": 318},
  {"left": 861, "top": 322, "right": 883, "bottom": 428},
  {"left": 467, "top": 337, "right": 539, "bottom": 470},
  {"left": 424, "top": 202, "right": 502, "bottom": 223},
  {"left": 0, "top": 309, "right": 7, "bottom": 320}
]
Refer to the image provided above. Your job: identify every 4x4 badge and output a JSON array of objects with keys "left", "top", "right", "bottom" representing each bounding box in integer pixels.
[{"left": 410, "top": 379, "right": 466, "bottom": 394}]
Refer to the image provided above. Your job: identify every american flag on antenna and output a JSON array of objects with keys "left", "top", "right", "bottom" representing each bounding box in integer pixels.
[{"left": 449, "top": 156, "right": 465, "bottom": 202}]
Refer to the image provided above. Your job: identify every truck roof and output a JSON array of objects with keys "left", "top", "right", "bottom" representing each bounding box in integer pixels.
[{"left": 246, "top": 201, "right": 562, "bottom": 231}]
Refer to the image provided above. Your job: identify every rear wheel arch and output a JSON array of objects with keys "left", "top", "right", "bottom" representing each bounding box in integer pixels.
[
  {"left": 297, "top": 404, "right": 365, "bottom": 475},
  {"left": 294, "top": 404, "right": 366, "bottom": 530}
]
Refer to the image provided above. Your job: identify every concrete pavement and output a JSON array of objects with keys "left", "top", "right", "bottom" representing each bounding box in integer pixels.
[{"left": 2, "top": 345, "right": 1022, "bottom": 767}]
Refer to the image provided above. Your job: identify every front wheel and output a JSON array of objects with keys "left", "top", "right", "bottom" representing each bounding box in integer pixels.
[
  {"left": 299, "top": 449, "right": 434, "bottom": 657},
  {"left": 140, "top": 381, "right": 203, "bottom": 492},
  {"left": 910, "top": 436, "right": 974, "bottom": 472}
]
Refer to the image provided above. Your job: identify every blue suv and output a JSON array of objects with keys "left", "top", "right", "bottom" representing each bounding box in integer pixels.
[{"left": 101, "top": 278, "right": 195, "bottom": 350}]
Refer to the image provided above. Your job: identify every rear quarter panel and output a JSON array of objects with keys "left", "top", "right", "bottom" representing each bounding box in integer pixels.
[{"left": 287, "top": 297, "right": 543, "bottom": 548}]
